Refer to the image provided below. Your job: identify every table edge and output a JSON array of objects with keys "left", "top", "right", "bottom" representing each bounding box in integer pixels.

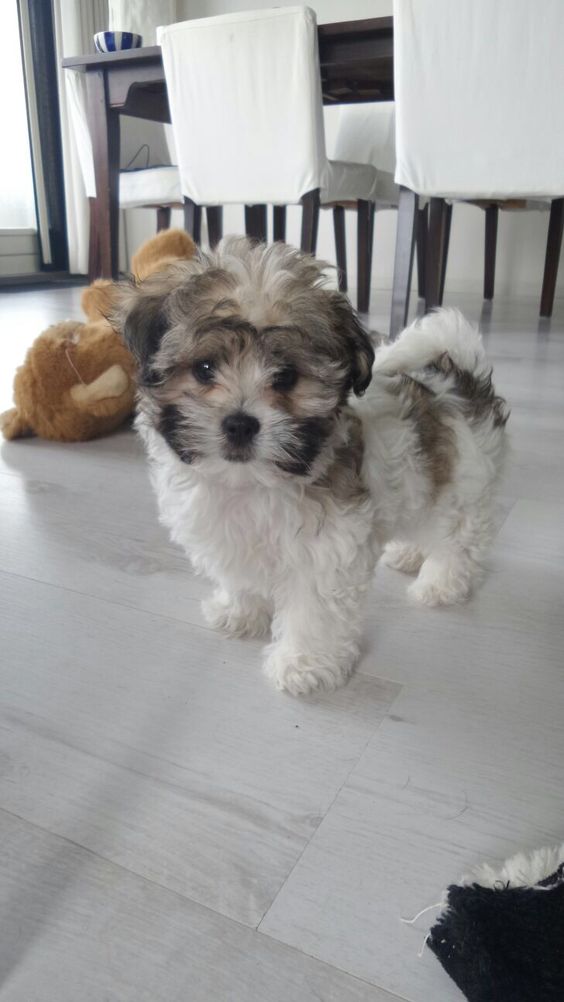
[{"left": 62, "top": 16, "right": 393, "bottom": 70}]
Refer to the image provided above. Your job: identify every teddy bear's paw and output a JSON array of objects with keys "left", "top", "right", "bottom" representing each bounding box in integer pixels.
[{"left": 0, "top": 408, "right": 33, "bottom": 441}]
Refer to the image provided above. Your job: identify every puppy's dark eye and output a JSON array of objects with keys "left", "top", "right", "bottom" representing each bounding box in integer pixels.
[
  {"left": 193, "top": 360, "right": 215, "bottom": 384},
  {"left": 272, "top": 366, "right": 298, "bottom": 391}
]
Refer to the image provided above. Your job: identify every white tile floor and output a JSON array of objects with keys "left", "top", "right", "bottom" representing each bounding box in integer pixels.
[{"left": 1, "top": 285, "right": 563, "bottom": 1001}]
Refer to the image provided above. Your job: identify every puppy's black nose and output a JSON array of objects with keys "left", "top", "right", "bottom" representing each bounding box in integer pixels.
[{"left": 222, "top": 411, "right": 260, "bottom": 445}]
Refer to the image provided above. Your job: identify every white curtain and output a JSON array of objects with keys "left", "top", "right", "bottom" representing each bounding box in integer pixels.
[
  {"left": 108, "top": 1, "right": 179, "bottom": 269},
  {"left": 54, "top": 0, "right": 178, "bottom": 274},
  {"left": 53, "top": 0, "right": 107, "bottom": 274},
  {"left": 108, "top": 0, "right": 177, "bottom": 42}
]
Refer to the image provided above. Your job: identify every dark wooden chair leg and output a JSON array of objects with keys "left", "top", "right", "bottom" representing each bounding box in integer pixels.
[
  {"left": 439, "top": 202, "right": 453, "bottom": 305},
  {"left": 156, "top": 206, "right": 171, "bottom": 232},
  {"left": 333, "top": 205, "right": 347, "bottom": 292},
  {"left": 390, "top": 186, "right": 418, "bottom": 338},
  {"left": 426, "top": 197, "right": 447, "bottom": 312},
  {"left": 416, "top": 205, "right": 428, "bottom": 299},
  {"left": 245, "top": 205, "right": 268, "bottom": 242},
  {"left": 357, "top": 200, "right": 375, "bottom": 314},
  {"left": 484, "top": 204, "right": 498, "bottom": 300},
  {"left": 273, "top": 205, "right": 287, "bottom": 243},
  {"left": 540, "top": 198, "right": 564, "bottom": 317},
  {"left": 206, "top": 206, "right": 223, "bottom": 248},
  {"left": 184, "top": 197, "right": 202, "bottom": 244},
  {"left": 300, "top": 189, "right": 320, "bottom": 254}
]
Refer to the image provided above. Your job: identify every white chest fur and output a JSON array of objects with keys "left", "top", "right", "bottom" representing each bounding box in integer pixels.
[{"left": 140, "top": 420, "right": 376, "bottom": 603}]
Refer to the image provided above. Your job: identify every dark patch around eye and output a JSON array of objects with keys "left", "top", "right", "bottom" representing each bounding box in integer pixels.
[
  {"left": 276, "top": 417, "right": 332, "bottom": 476},
  {"left": 158, "top": 404, "right": 195, "bottom": 463},
  {"left": 272, "top": 366, "right": 298, "bottom": 392}
]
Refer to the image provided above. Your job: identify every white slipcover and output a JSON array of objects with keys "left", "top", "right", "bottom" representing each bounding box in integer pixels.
[
  {"left": 66, "top": 70, "right": 181, "bottom": 208},
  {"left": 394, "top": 0, "right": 564, "bottom": 199},
  {"left": 120, "top": 165, "right": 181, "bottom": 207},
  {"left": 157, "top": 7, "right": 378, "bottom": 206},
  {"left": 333, "top": 103, "right": 399, "bottom": 206}
]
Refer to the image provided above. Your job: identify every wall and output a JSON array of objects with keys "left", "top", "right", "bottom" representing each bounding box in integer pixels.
[
  {"left": 178, "top": 0, "right": 390, "bottom": 21},
  {"left": 124, "top": 0, "right": 561, "bottom": 305},
  {"left": 0, "top": 230, "right": 40, "bottom": 276}
]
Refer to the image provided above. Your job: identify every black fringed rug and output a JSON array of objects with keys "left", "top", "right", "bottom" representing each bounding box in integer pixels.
[{"left": 427, "top": 845, "right": 564, "bottom": 1002}]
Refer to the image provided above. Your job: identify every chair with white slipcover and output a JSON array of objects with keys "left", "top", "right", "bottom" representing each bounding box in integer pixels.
[
  {"left": 334, "top": 106, "right": 564, "bottom": 324},
  {"left": 330, "top": 102, "right": 430, "bottom": 303},
  {"left": 390, "top": 0, "right": 564, "bottom": 336},
  {"left": 66, "top": 70, "right": 183, "bottom": 279},
  {"left": 158, "top": 7, "right": 379, "bottom": 312}
]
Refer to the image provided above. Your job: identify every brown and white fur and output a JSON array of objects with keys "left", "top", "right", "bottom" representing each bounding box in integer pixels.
[{"left": 113, "top": 237, "right": 509, "bottom": 696}]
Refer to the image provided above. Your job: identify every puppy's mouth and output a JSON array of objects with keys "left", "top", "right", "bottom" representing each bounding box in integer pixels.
[{"left": 223, "top": 444, "right": 255, "bottom": 463}]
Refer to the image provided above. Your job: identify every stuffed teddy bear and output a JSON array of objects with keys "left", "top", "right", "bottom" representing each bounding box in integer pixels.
[
  {"left": 130, "top": 226, "right": 197, "bottom": 281},
  {"left": 0, "top": 228, "right": 196, "bottom": 443}
]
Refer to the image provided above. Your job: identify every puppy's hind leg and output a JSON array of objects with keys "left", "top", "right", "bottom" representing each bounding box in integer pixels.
[{"left": 408, "top": 497, "right": 494, "bottom": 607}]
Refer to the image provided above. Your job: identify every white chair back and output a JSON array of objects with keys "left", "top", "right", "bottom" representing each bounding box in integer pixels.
[
  {"left": 66, "top": 74, "right": 178, "bottom": 201},
  {"left": 332, "top": 102, "right": 398, "bottom": 205},
  {"left": 394, "top": 0, "right": 564, "bottom": 198},
  {"left": 158, "top": 7, "right": 327, "bottom": 206},
  {"left": 333, "top": 103, "right": 396, "bottom": 176}
]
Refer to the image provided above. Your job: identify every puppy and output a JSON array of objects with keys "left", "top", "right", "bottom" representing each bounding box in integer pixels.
[{"left": 113, "top": 237, "right": 508, "bottom": 696}]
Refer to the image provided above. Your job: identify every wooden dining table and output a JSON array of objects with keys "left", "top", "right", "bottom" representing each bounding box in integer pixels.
[{"left": 63, "top": 16, "right": 394, "bottom": 281}]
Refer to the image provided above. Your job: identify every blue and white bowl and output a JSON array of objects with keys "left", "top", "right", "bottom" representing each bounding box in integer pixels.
[{"left": 94, "top": 31, "right": 143, "bottom": 53}]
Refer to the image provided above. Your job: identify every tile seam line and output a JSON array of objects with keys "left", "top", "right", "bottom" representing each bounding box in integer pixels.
[
  {"left": 0, "top": 804, "right": 409, "bottom": 999},
  {"left": 256, "top": 683, "right": 404, "bottom": 929},
  {"left": 0, "top": 565, "right": 216, "bottom": 632}
]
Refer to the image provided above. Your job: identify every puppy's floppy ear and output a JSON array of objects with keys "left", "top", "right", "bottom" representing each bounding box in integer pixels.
[
  {"left": 331, "top": 293, "right": 375, "bottom": 396},
  {"left": 110, "top": 280, "right": 170, "bottom": 386}
]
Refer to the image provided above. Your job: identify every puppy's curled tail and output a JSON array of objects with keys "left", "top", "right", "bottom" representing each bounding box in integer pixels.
[
  {"left": 373, "top": 308, "right": 489, "bottom": 379},
  {"left": 374, "top": 308, "right": 510, "bottom": 428}
]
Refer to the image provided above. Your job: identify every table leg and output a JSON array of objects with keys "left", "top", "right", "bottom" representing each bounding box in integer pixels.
[
  {"left": 87, "top": 197, "right": 100, "bottom": 282},
  {"left": 85, "top": 69, "right": 120, "bottom": 280}
]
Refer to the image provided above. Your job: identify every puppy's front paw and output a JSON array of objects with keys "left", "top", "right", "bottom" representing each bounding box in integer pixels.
[
  {"left": 263, "top": 649, "right": 354, "bottom": 696},
  {"left": 202, "top": 591, "right": 271, "bottom": 638}
]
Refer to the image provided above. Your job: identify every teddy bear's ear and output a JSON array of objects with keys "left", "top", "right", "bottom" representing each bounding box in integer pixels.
[
  {"left": 81, "top": 280, "right": 118, "bottom": 322},
  {"left": 111, "top": 281, "right": 170, "bottom": 387},
  {"left": 131, "top": 228, "right": 197, "bottom": 281}
]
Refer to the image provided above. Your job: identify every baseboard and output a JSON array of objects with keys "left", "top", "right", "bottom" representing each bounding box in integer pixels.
[
  {"left": 0, "top": 272, "right": 84, "bottom": 290},
  {"left": 362, "top": 276, "right": 563, "bottom": 300}
]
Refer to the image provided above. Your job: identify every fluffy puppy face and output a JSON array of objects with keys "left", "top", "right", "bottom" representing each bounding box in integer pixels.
[{"left": 113, "top": 237, "right": 374, "bottom": 478}]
